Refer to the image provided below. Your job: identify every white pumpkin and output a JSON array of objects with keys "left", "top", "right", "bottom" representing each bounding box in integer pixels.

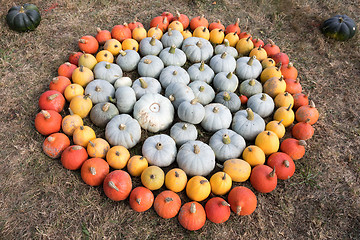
[
  {"left": 114, "top": 77, "right": 133, "bottom": 89},
  {"left": 177, "top": 99, "right": 205, "bottom": 124},
  {"left": 137, "top": 55, "right": 164, "bottom": 78},
  {"left": 165, "top": 82, "right": 195, "bottom": 109},
  {"left": 212, "top": 72, "right": 239, "bottom": 92},
  {"left": 139, "top": 36, "right": 163, "bottom": 56},
  {"left": 188, "top": 81, "right": 215, "bottom": 105},
  {"left": 170, "top": 122, "right": 198, "bottom": 146},
  {"left": 93, "top": 61, "right": 123, "bottom": 84},
  {"left": 235, "top": 56, "right": 262, "bottom": 81},
  {"left": 232, "top": 108, "right": 265, "bottom": 141},
  {"left": 181, "top": 37, "right": 214, "bottom": 63},
  {"left": 201, "top": 103, "right": 232, "bottom": 132},
  {"left": 161, "top": 28, "right": 184, "bottom": 48},
  {"left": 187, "top": 61, "right": 215, "bottom": 84},
  {"left": 247, "top": 93, "right": 275, "bottom": 118},
  {"left": 132, "top": 77, "right": 161, "bottom": 99},
  {"left": 159, "top": 65, "right": 190, "bottom": 88},
  {"left": 84, "top": 79, "right": 115, "bottom": 104},
  {"left": 142, "top": 134, "right": 177, "bottom": 167},
  {"left": 115, "top": 50, "right": 140, "bottom": 72},
  {"left": 209, "top": 52, "right": 236, "bottom": 74},
  {"left": 159, "top": 45, "right": 187, "bottom": 67},
  {"left": 114, "top": 86, "right": 136, "bottom": 113}
]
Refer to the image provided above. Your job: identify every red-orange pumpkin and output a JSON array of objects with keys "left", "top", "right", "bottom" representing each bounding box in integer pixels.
[
  {"left": 161, "top": 12, "right": 174, "bottom": 22},
  {"left": 68, "top": 52, "right": 83, "bottom": 66},
  {"left": 81, "top": 158, "right": 109, "bottom": 186},
  {"left": 225, "top": 18, "right": 240, "bottom": 35},
  {"left": 128, "top": 20, "right": 144, "bottom": 31},
  {"left": 227, "top": 186, "right": 257, "bottom": 215},
  {"left": 285, "top": 78, "right": 302, "bottom": 95},
  {"left": 252, "top": 38, "right": 264, "bottom": 48},
  {"left": 292, "top": 119, "right": 314, "bottom": 140},
  {"left": 190, "top": 15, "right": 209, "bottom": 31},
  {"left": 49, "top": 76, "right": 71, "bottom": 94},
  {"left": 178, "top": 202, "right": 206, "bottom": 231},
  {"left": 150, "top": 16, "right": 169, "bottom": 32},
  {"left": 250, "top": 165, "right": 277, "bottom": 193},
  {"left": 280, "top": 62, "right": 298, "bottom": 79},
  {"left": 78, "top": 35, "right": 99, "bottom": 54},
  {"left": 103, "top": 170, "right": 132, "bottom": 201},
  {"left": 42, "top": 133, "right": 70, "bottom": 159},
  {"left": 58, "top": 62, "right": 77, "bottom": 79},
  {"left": 208, "top": 19, "right": 225, "bottom": 31},
  {"left": 295, "top": 100, "right": 319, "bottom": 125},
  {"left": 61, "top": 145, "right": 88, "bottom": 170},
  {"left": 129, "top": 186, "right": 154, "bottom": 212},
  {"left": 267, "top": 152, "right": 295, "bottom": 180},
  {"left": 205, "top": 197, "right": 231, "bottom": 223},
  {"left": 238, "top": 31, "right": 252, "bottom": 39},
  {"left": 280, "top": 138, "right": 306, "bottom": 160},
  {"left": 95, "top": 27, "right": 111, "bottom": 45},
  {"left": 111, "top": 24, "right": 132, "bottom": 42},
  {"left": 263, "top": 39, "right": 280, "bottom": 57},
  {"left": 34, "top": 110, "right": 62, "bottom": 135},
  {"left": 154, "top": 190, "right": 181, "bottom": 219},
  {"left": 272, "top": 52, "right": 289, "bottom": 65},
  {"left": 173, "top": 10, "right": 189, "bottom": 29},
  {"left": 293, "top": 93, "right": 309, "bottom": 109},
  {"left": 38, "top": 90, "right": 65, "bottom": 113}
]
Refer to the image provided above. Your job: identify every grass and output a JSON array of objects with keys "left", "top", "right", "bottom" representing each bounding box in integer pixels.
[{"left": 1, "top": 0, "right": 360, "bottom": 239}]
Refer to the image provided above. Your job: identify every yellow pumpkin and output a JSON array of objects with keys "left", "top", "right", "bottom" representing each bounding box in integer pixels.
[
  {"left": 224, "top": 32, "right": 239, "bottom": 47},
  {"left": 209, "top": 172, "right": 232, "bottom": 196},
  {"left": 127, "top": 155, "right": 148, "bottom": 177},
  {"left": 64, "top": 83, "right": 84, "bottom": 102},
  {"left": 61, "top": 109, "right": 83, "bottom": 136},
  {"left": 255, "top": 130, "right": 279, "bottom": 155},
  {"left": 168, "top": 21, "right": 184, "bottom": 32},
  {"left": 147, "top": 26, "right": 163, "bottom": 40},
  {"left": 71, "top": 65, "right": 94, "bottom": 87},
  {"left": 249, "top": 45, "right": 267, "bottom": 61},
  {"left": 263, "top": 76, "right": 287, "bottom": 98},
  {"left": 260, "top": 66, "right": 282, "bottom": 84},
  {"left": 265, "top": 120, "right": 286, "bottom": 138},
  {"left": 223, "top": 159, "right": 251, "bottom": 182},
  {"left": 95, "top": 50, "right": 114, "bottom": 63},
  {"left": 209, "top": 29, "right": 224, "bottom": 44},
  {"left": 105, "top": 146, "right": 130, "bottom": 169},
  {"left": 193, "top": 26, "right": 210, "bottom": 40},
  {"left": 87, "top": 138, "right": 110, "bottom": 159},
  {"left": 104, "top": 39, "right": 122, "bottom": 56},
  {"left": 165, "top": 168, "right": 188, "bottom": 193},
  {"left": 73, "top": 125, "right": 96, "bottom": 147},
  {"left": 236, "top": 36, "right": 254, "bottom": 56},
  {"left": 261, "top": 58, "right": 276, "bottom": 69},
  {"left": 181, "top": 29, "right": 192, "bottom": 39},
  {"left": 186, "top": 176, "right": 211, "bottom": 202},
  {"left": 141, "top": 166, "right": 164, "bottom": 190},
  {"left": 122, "top": 38, "right": 139, "bottom": 51},
  {"left": 69, "top": 94, "right": 93, "bottom": 118},
  {"left": 274, "top": 92, "right": 294, "bottom": 109},
  {"left": 273, "top": 104, "right": 295, "bottom": 127},
  {"left": 78, "top": 53, "right": 97, "bottom": 70},
  {"left": 132, "top": 26, "right": 147, "bottom": 42},
  {"left": 242, "top": 145, "right": 266, "bottom": 167}
]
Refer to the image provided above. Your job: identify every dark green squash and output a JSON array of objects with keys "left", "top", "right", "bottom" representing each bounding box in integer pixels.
[
  {"left": 321, "top": 15, "right": 356, "bottom": 41},
  {"left": 6, "top": 3, "right": 41, "bottom": 32}
]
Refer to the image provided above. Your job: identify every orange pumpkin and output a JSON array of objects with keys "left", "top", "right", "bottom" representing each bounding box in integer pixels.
[
  {"left": 34, "top": 110, "right": 62, "bottom": 135},
  {"left": 280, "top": 62, "right": 298, "bottom": 79},
  {"left": 103, "top": 39, "right": 122, "bottom": 56},
  {"left": 58, "top": 62, "right": 77, "bottom": 79},
  {"left": 280, "top": 138, "right": 306, "bottom": 160},
  {"left": 147, "top": 25, "right": 163, "bottom": 40},
  {"left": 193, "top": 26, "right": 210, "bottom": 40},
  {"left": 205, "top": 197, "right": 231, "bottom": 223},
  {"left": 292, "top": 119, "right": 314, "bottom": 140},
  {"left": 49, "top": 76, "right": 71, "bottom": 94},
  {"left": 103, "top": 170, "right": 132, "bottom": 201},
  {"left": 81, "top": 158, "right": 109, "bottom": 186},
  {"left": 150, "top": 16, "right": 169, "bottom": 32},
  {"left": 285, "top": 78, "right": 302, "bottom": 95},
  {"left": 71, "top": 65, "right": 94, "bottom": 87},
  {"left": 168, "top": 20, "right": 184, "bottom": 32},
  {"left": 68, "top": 52, "right": 83, "bottom": 66},
  {"left": 209, "top": 28, "right": 225, "bottom": 44},
  {"left": 128, "top": 20, "right": 144, "bottom": 31},
  {"left": 95, "top": 27, "right": 111, "bottom": 45},
  {"left": 129, "top": 186, "right": 154, "bottom": 212},
  {"left": 255, "top": 131, "right": 280, "bottom": 155},
  {"left": 165, "top": 168, "right": 187, "bottom": 193},
  {"left": 267, "top": 152, "right": 295, "bottom": 180},
  {"left": 265, "top": 120, "right": 286, "bottom": 139},
  {"left": 209, "top": 19, "right": 225, "bottom": 31},
  {"left": 87, "top": 138, "right": 110, "bottom": 159},
  {"left": 106, "top": 146, "right": 130, "bottom": 170},
  {"left": 223, "top": 159, "right": 251, "bottom": 182},
  {"left": 261, "top": 58, "right": 276, "bottom": 69},
  {"left": 186, "top": 176, "right": 211, "bottom": 202},
  {"left": 61, "top": 109, "right": 83, "bottom": 136},
  {"left": 64, "top": 83, "right": 84, "bottom": 102},
  {"left": 111, "top": 24, "right": 131, "bottom": 42},
  {"left": 69, "top": 94, "right": 93, "bottom": 118},
  {"left": 78, "top": 35, "right": 99, "bottom": 54},
  {"left": 121, "top": 38, "right": 139, "bottom": 51},
  {"left": 242, "top": 145, "right": 266, "bottom": 166},
  {"left": 61, "top": 145, "right": 88, "bottom": 170},
  {"left": 293, "top": 93, "right": 309, "bottom": 110},
  {"left": 178, "top": 202, "right": 206, "bottom": 231},
  {"left": 263, "top": 39, "right": 280, "bottom": 57},
  {"left": 260, "top": 66, "right": 282, "bottom": 84},
  {"left": 73, "top": 125, "right": 96, "bottom": 147},
  {"left": 274, "top": 92, "right": 294, "bottom": 109},
  {"left": 173, "top": 10, "right": 189, "bottom": 29},
  {"left": 249, "top": 45, "right": 267, "bottom": 61},
  {"left": 190, "top": 15, "right": 209, "bottom": 30},
  {"left": 224, "top": 32, "right": 239, "bottom": 47},
  {"left": 236, "top": 36, "right": 254, "bottom": 56},
  {"left": 127, "top": 155, "right": 148, "bottom": 177},
  {"left": 273, "top": 104, "right": 295, "bottom": 127},
  {"left": 181, "top": 29, "right": 192, "bottom": 39},
  {"left": 225, "top": 18, "right": 240, "bottom": 35},
  {"left": 42, "top": 133, "right": 70, "bottom": 159},
  {"left": 263, "top": 76, "right": 287, "bottom": 98},
  {"left": 295, "top": 100, "right": 319, "bottom": 125},
  {"left": 132, "top": 25, "right": 147, "bottom": 42},
  {"left": 209, "top": 172, "right": 232, "bottom": 196},
  {"left": 38, "top": 90, "right": 65, "bottom": 113},
  {"left": 154, "top": 190, "right": 181, "bottom": 219},
  {"left": 227, "top": 186, "right": 257, "bottom": 215},
  {"left": 250, "top": 164, "right": 277, "bottom": 193},
  {"left": 95, "top": 50, "right": 114, "bottom": 63}
]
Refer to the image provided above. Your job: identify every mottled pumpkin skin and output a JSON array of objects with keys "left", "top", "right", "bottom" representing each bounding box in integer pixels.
[{"left": 321, "top": 15, "right": 356, "bottom": 41}]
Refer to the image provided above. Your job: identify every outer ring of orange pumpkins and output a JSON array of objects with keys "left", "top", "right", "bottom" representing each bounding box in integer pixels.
[{"left": 103, "top": 170, "right": 132, "bottom": 201}]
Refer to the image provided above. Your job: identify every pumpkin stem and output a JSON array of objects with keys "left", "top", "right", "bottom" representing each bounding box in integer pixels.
[
  {"left": 143, "top": 59, "right": 152, "bottom": 64},
  {"left": 268, "top": 39, "right": 275, "bottom": 46},
  {"left": 19, "top": 6, "right": 25, "bottom": 13},
  {"left": 247, "top": 56, "right": 256, "bottom": 66},
  {"left": 261, "top": 93, "right": 267, "bottom": 101},
  {"left": 169, "top": 45, "right": 176, "bottom": 54},
  {"left": 163, "top": 17, "right": 168, "bottom": 24},
  {"left": 222, "top": 134, "right": 231, "bottom": 144},
  {"left": 156, "top": 142, "right": 163, "bottom": 150},
  {"left": 295, "top": 78, "right": 300, "bottom": 84},
  {"left": 202, "top": 27, "right": 207, "bottom": 32},
  {"left": 182, "top": 123, "right": 188, "bottom": 130},
  {"left": 299, "top": 140, "right": 307, "bottom": 147},
  {"left": 223, "top": 92, "right": 231, "bottom": 101},
  {"left": 235, "top": 18, "right": 240, "bottom": 26},
  {"left": 200, "top": 180, "right": 208, "bottom": 184},
  {"left": 175, "top": 171, "right": 180, "bottom": 178},
  {"left": 47, "top": 94, "right": 58, "bottom": 101},
  {"left": 213, "top": 107, "right": 220, "bottom": 113},
  {"left": 150, "top": 36, "right": 157, "bottom": 46},
  {"left": 221, "top": 52, "right": 228, "bottom": 59},
  {"left": 78, "top": 39, "right": 87, "bottom": 44},
  {"left": 167, "top": 28, "right": 173, "bottom": 36},
  {"left": 286, "top": 104, "right": 292, "bottom": 111},
  {"left": 72, "top": 145, "right": 83, "bottom": 151},
  {"left": 41, "top": 110, "right": 51, "bottom": 119},
  {"left": 90, "top": 167, "right": 97, "bottom": 176},
  {"left": 223, "top": 39, "right": 230, "bottom": 47},
  {"left": 79, "top": 65, "right": 84, "bottom": 72},
  {"left": 278, "top": 119, "right": 284, "bottom": 125},
  {"left": 267, "top": 131, "right": 271, "bottom": 136},
  {"left": 168, "top": 94, "right": 175, "bottom": 102},
  {"left": 190, "top": 203, "right": 197, "bottom": 214},
  {"left": 95, "top": 86, "right": 102, "bottom": 92},
  {"left": 83, "top": 94, "right": 91, "bottom": 100},
  {"left": 269, "top": 166, "right": 276, "bottom": 178},
  {"left": 309, "top": 100, "right": 316, "bottom": 108},
  {"left": 108, "top": 181, "right": 119, "bottom": 191},
  {"left": 288, "top": 62, "right": 294, "bottom": 68},
  {"left": 284, "top": 92, "right": 289, "bottom": 97},
  {"left": 222, "top": 172, "right": 227, "bottom": 180},
  {"left": 249, "top": 79, "right": 256, "bottom": 86},
  {"left": 226, "top": 72, "right": 233, "bottom": 79},
  {"left": 102, "top": 103, "right": 110, "bottom": 112},
  {"left": 194, "top": 145, "right": 200, "bottom": 154},
  {"left": 47, "top": 136, "right": 55, "bottom": 142},
  {"left": 258, "top": 45, "right": 262, "bottom": 50},
  {"left": 190, "top": 99, "right": 198, "bottom": 105},
  {"left": 52, "top": 77, "right": 59, "bottom": 84},
  {"left": 284, "top": 160, "right": 290, "bottom": 168},
  {"left": 89, "top": 140, "right": 95, "bottom": 148},
  {"left": 196, "top": 41, "right": 203, "bottom": 48},
  {"left": 150, "top": 174, "right": 155, "bottom": 179},
  {"left": 139, "top": 78, "right": 148, "bottom": 88},
  {"left": 165, "top": 197, "right": 173, "bottom": 203},
  {"left": 136, "top": 198, "right": 141, "bottom": 205},
  {"left": 79, "top": 126, "right": 84, "bottom": 131},
  {"left": 199, "top": 85, "right": 205, "bottom": 92},
  {"left": 338, "top": 17, "right": 344, "bottom": 23},
  {"left": 216, "top": 163, "right": 224, "bottom": 169},
  {"left": 246, "top": 36, "right": 251, "bottom": 42},
  {"left": 115, "top": 151, "right": 121, "bottom": 156},
  {"left": 236, "top": 206, "right": 242, "bottom": 215},
  {"left": 246, "top": 108, "right": 254, "bottom": 121},
  {"left": 221, "top": 201, "right": 230, "bottom": 207},
  {"left": 108, "top": 96, "right": 116, "bottom": 104},
  {"left": 247, "top": 146, "right": 253, "bottom": 152},
  {"left": 199, "top": 61, "right": 205, "bottom": 71},
  {"left": 172, "top": 70, "right": 178, "bottom": 75},
  {"left": 119, "top": 124, "right": 126, "bottom": 130}
]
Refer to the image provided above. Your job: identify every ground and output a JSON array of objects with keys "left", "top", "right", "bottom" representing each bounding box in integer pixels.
[{"left": 0, "top": 0, "right": 359, "bottom": 239}]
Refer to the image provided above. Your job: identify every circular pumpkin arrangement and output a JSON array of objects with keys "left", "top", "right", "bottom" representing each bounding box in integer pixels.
[{"left": 33, "top": 11, "right": 320, "bottom": 231}]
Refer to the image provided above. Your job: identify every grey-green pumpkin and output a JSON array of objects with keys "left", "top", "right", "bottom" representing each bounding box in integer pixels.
[
  {"left": 93, "top": 61, "right": 123, "bottom": 84},
  {"left": 165, "top": 82, "right": 195, "bottom": 109},
  {"left": 235, "top": 56, "right": 262, "bottom": 81},
  {"left": 239, "top": 79, "right": 263, "bottom": 98},
  {"left": 132, "top": 77, "right": 161, "bottom": 99},
  {"left": 159, "top": 45, "right": 187, "bottom": 67},
  {"left": 247, "top": 93, "right": 274, "bottom": 118},
  {"left": 187, "top": 61, "right": 215, "bottom": 84},
  {"left": 161, "top": 28, "right": 184, "bottom": 48},
  {"left": 181, "top": 37, "right": 214, "bottom": 63},
  {"left": 232, "top": 108, "right": 265, "bottom": 141},
  {"left": 188, "top": 81, "right": 215, "bottom": 105},
  {"left": 213, "top": 72, "right": 239, "bottom": 92},
  {"left": 214, "top": 39, "right": 238, "bottom": 58},
  {"left": 170, "top": 122, "right": 198, "bottom": 146},
  {"left": 137, "top": 55, "right": 164, "bottom": 78},
  {"left": 214, "top": 91, "right": 241, "bottom": 113},
  {"left": 114, "top": 86, "right": 136, "bottom": 113},
  {"left": 177, "top": 99, "right": 205, "bottom": 124},
  {"left": 201, "top": 103, "right": 232, "bottom": 132},
  {"left": 90, "top": 102, "right": 119, "bottom": 128},
  {"left": 159, "top": 65, "right": 190, "bottom": 88},
  {"left": 84, "top": 79, "right": 115, "bottom": 104},
  {"left": 139, "top": 36, "right": 163, "bottom": 56},
  {"left": 115, "top": 50, "right": 140, "bottom": 72},
  {"left": 209, "top": 52, "right": 236, "bottom": 74}
]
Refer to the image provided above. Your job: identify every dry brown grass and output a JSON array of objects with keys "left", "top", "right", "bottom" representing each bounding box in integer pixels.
[{"left": 1, "top": 0, "right": 360, "bottom": 239}]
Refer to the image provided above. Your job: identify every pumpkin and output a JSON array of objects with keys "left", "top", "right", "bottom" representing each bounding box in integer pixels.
[
  {"left": 178, "top": 202, "right": 206, "bottom": 231},
  {"left": 139, "top": 36, "right": 163, "bottom": 56},
  {"left": 235, "top": 36, "right": 254, "bottom": 56},
  {"left": 133, "top": 93, "right": 174, "bottom": 133},
  {"left": 235, "top": 56, "right": 262, "bottom": 81},
  {"left": 137, "top": 55, "right": 164, "bottom": 78},
  {"left": 295, "top": 100, "right": 319, "bottom": 125},
  {"left": 222, "top": 158, "right": 251, "bottom": 182},
  {"left": 165, "top": 82, "right": 195, "bottom": 110},
  {"left": 111, "top": 23, "right": 131, "bottom": 42},
  {"left": 225, "top": 18, "right": 241, "bottom": 35},
  {"left": 161, "top": 12, "right": 174, "bottom": 22},
  {"left": 127, "top": 155, "right": 148, "bottom": 177},
  {"left": 132, "top": 77, "right": 161, "bottom": 99},
  {"left": 159, "top": 45, "right": 187, "bottom": 67},
  {"left": 274, "top": 92, "right": 294, "bottom": 109},
  {"left": 142, "top": 134, "right": 177, "bottom": 167},
  {"left": 132, "top": 25, "right": 147, "bottom": 42},
  {"left": 250, "top": 164, "right": 277, "bottom": 193},
  {"left": 205, "top": 197, "right": 231, "bottom": 223},
  {"left": 150, "top": 16, "right": 169, "bottom": 32},
  {"left": 267, "top": 152, "right": 295, "bottom": 180},
  {"left": 186, "top": 176, "right": 211, "bottom": 201},
  {"left": 114, "top": 77, "right": 132, "bottom": 89},
  {"left": 188, "top": 81, "right": 215, "bottom": 105},
  {"left": 113, "top": 86, "right": 136, "bottom": 114},
  {"left": 95, "top": 50, "right": 114, "bottom": 63},
  {"left": 255, "top": 131, "right": 280, "bottom": 155},
  {"left": 187, "top": 61, "right": 215, "bottom": 84},
  {"left": 214, "top": 91, "right": 241, "bottom": 113},
  {"left": 292, "top": 119, "right": 315, "bottom": 140},
  {"left": 78, "top": 53, "right": 98, "bottom": 71},
  {"left": 168, "top": 20, "right": 184, "bottom": 32},
  {"left": 239, "top": 79, "right": 263, "bottom": 98},
  {"left": 103, "top": 170, "right": 132, "bottom": 201},
  {"left": 284, "top": 78, "right": 302, "bottom": 95},
  {"left": 35, "top": 110, "right": 62, "bottom": 135},
  {"left": 263, "top": 39, "right": 280, "bottom": 57},
  {"left": 38, "top": 90, "right": 65, "bottom": 113},
  {"left": 242, "top": 145, "right": 266, "bottom": 167},
  {"left": 87, "top": 138, "right": 110, "bottom": 159},
  {"left": 81, "top": 158, "right": 110, "bottom": 186},
  {"left": 252, "top": 38, "right": 264, "bottom": 48},
  {"left": 249, "top": 45, "right": 267, "bottom": 61},
  {"left": 95, "top": 27, "right": 111, "bottom": 45},
  {"left": 58, "top": 62, "right": 77, "bottom": 80},
  {"left": 165, "top": 168, "right": 188, "bottom": 193},
  {"left": 61, "top": 145, "right": 88, "bottom": 170},
  {"left": 209, "top": 129, "right": 246, "bottom": 162},
  {"left": 280, "top": 138, "right": 306, "bottom": 160},
  {"left": 209, "top": 29, "right": 225, "bottom": 44},
  {"left": 293, "top": 93, "right": 309, "bottom": 109},
  {"left": 272, "top": 52, "right": 289, "bottom": 65},
  {"left": 129, "top": 187, "right": 154, "bottom": 212},
  {"left": 261, "top": 58, "right": 276, "bottom": 69},
  {"left": 147, "top": 25, "right": 163, "bottom": 40},
  {"left": 89, "top": 102, "right": 119, "bottom": 128},
  {"left": 69, "top": 94, "right": 93, "bottom": 118},
  {"left": 84, "top": 79, "right": 115, "bottom": 104},
  {"left": 321, "top": 15, "right": 357, "bottom": 41},
  {"left": 232, "top": 108, "right": 265, "bottom": 141},
  {"left": 62, "top": 109, "right": 84, "bottom": 136},
  {"left": 104, "top": 39, "right": 122, "bottom": 56},
  {"left": 42, "top": 133, "right": 70, "bottom": 159},
  {"left": 159, "top": 65, "right": 190, "bottom": 88},
  {"left": 141, "top": 166, "right": 165, "bottom": 190},
  {"left": 78, "top": 35, "right": 99, "bottom": 54},
  {"left": 6, "top": 3, "right": 41, "bottom": 32},
  {"left": 263, "top": 76, "right": 287, "bottom": 98},
  {"left": 190, "top": 15, "right": 209, "bottom": 30},
  {"left": 177, "top": 140, "right": 215, "bottom": 176},
  {"left": 210, "top": 172, "right": 232, "bottom": 196},
  {"left": 122, "top": 38, "right": 139, "bottom": 51},
  {"left": 93, "top": 61, "right": 123, "bottom": 84},
  {"left": 239, "top": 94, "right": 248, "bottom": 105},
  {"left": 227, "top": 186, "right": 257, "bottom": 215},
  {"left": 181, "top": 37, "right": 214, "bottom": 63},
  {"left": 49, "top": 76, "right": 71, "bottom": 94},
  {"left": 265, "top": 120, "right": 286, "bottom": 139},
  {"left": 154, "top": 190, "right": 182, "bottom": 219},
  {"left": 273, "top": 104, "right": 295, "bottom": 127},
  {"left": 247, "top": 93, "right": 275, "bottom": 118},
  {"left": 71, "top": 66, "right": 94, "bottom": 88},
  {"left": 161, "top": 28, "right": 184, "bottom": 48},
  {"left": 173, "top": 10, "right": 190, "bottom": 29},
  {"left": 280, "top": 62, "right": 298, "bottom": 79},
  {"left": 209, "top": 19, "right": 225, "bottom": 31},
  {"left": 105, "top": 114, "right": 141, "bottom": 149},
  {"left": 201, "top": 103, "right": 232, "bottom": 132},
  {"left": 68, "top": 52, "right": 83, "bottom": 66},
  {"left": 224, "top": 32, "right": 239, "bottom": 47},
  {"left": 214, "top": 39, "right": 238, "bottom": 58},
  {"left": 73, "top": 126, "right": 96, "bottom": 147},
  {"left": 170, "top": 122, "right": 198, "bottom": 146},
  {"left": 116, "top": 50, "right": 140, "bottom": 72},
  {"left": 106, "top": 146, "right": 130, "bottom": 170},
  {"left": 181, "top": 29, "right": 192, "bottom": 39},
  {"left": 209, "top": 52, "right": 236, "bottom": 74},
  {"left": 177, "top": 99, "right": 205, "bottom": 124}
]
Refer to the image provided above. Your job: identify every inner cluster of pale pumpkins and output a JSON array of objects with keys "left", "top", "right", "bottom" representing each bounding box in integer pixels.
[{"left": 36, "top": 13, "right": 319, "bottom": 230}]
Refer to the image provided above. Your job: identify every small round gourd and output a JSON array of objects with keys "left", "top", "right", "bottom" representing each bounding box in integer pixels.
[
  {"left": 69, "top": 94, "right": 93, "bottom": 118},
  {"left": 141, "top": 166, "right": 165, "bottom": 190},
  {"left": 213, "top": 72, "right": 239, "bottom": 93},
  {"left": 165, "top": 82, "right": 195, "bottom": 110},
  {"left": 115, "top": 50, "right": 140, "bottom": 72},
  {"left": 274, "top": 92, "right": 294, "bottom": 109},
  {"left": 209, "top": 129, "right": 246, "bottom": 162},
  {"left": 127, "top": 155, "right": 148, "bottom": 177},
  {"left": 242, "top": 145, "right": 266, "bottom": 166},
  {"left": 186, "top": 176, "right": 211, "bottom": 201},
  {"left": 90, "top": 102, "right": 119, "bottom": 128},
  {"left": 78, "top": 54, "right": 97, "bottom": 71},
  {"left": 263, "top": 76, "right": 287, "bottom": 98},
  {"left": 159, "top": 66, "right": 190, "bottom": 88},
  {"left": 177, "top": 99, "right": 205, "bottom": 124},
  {"left": 170, "top": 122, "right": 198, "bottom": 146},
  {"left": 114, "top": 77, "right": 132, "bottom": 89},
  {"left": 137, "top": 55, "right": 164, "bottom": 78},
  {"left": 214, "top": 39, "right": 238, "bottom": 58},
  {"left": 236, "top": 36, "right": 254, "bottom": 56},
  {"left": 239, "top": 79, "right": 263, "bottom": 98},
  {"left": 201, "top": 103, "right": 232, "bottom": 132},
  {"left": 209, "top": 52, "right": 236, "bottom": 74},
  {"left": 105, "top": 114, "right": 141, "bottom": 149},
  {"left": 188, "top": 81, "right": 215, "bottom": 105},
  {"left": 87, "top": 138, "right": 110, "bottom": 159},
  {"left": 165, "top": 169, "right": 188, "bottom": 193},
  {"left": 73, "top": 126, "right": 96, "bottom": 147},
  {"left": 161, "top": 28, "right": 184, "bottom": 48},
  {"left": 273, "top": 104, "right": 295, "bottom": 127},
  {"left": 61, "top": 109, "right": 83, "bottom": 136},
  {"left": 266, "top": 120, "right": 286, "bottom": 138},
  {"left": 154, "top": 190, "right": 182, "bottom": 219},
  {"left": 181, "top": 37, "right": 214, "bottom": 63},
  {"left": 255, "top": 130, "right": 280, "bottom": 155},
  {"left": 223, "top": 158, "right": 251, "bottom": 182},
  {"left": 142, "top": 134, "right": 177, "bottom": 167},
  {"left": 232, "top": 108, "right": 265, "bottom": 141},
  {"left": 235, "top": 56, "right": 262, "bottom": 81},
  {"left": 106, "top": 145, "right": 130, "bottom": 170},
  {"left": 247, "top": 93, "right": 275, "bottom": 118},
  {"left": 96, "top": 50, "right": 114, "bottom": 63},
  {"left": 177, "top": 140, "right": 215, "bottom": 176},
  {"left": 260, "top": 66, "right": 282, "bottom": 84},
  {"left": 114, "top": 86, "right": 136, "bottom": 113},
  {"left": 209, "top": 172, "right": 232, "bottom": 196},
  {"left": 93, "top": 61, "right": 122, "bottom": 84},
  {"left": 132, "top": 77, "right": 161, "bottom": 99},
  {"left": 209, "top": 28, "right": 225, "bottom": 44},
  {"left": 84, "top": 79, "right": 115, "bottom": 104},
  {"left": 214, "top": 91, "right": 241, "bottom": 113},
  {"left": 159, "top": 45, "right": 187, "bottom": 67}
]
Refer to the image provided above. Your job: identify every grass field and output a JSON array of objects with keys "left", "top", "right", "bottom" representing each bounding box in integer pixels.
[{"left": 1, "top": 0, "right": 359, "bottom": 239}]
